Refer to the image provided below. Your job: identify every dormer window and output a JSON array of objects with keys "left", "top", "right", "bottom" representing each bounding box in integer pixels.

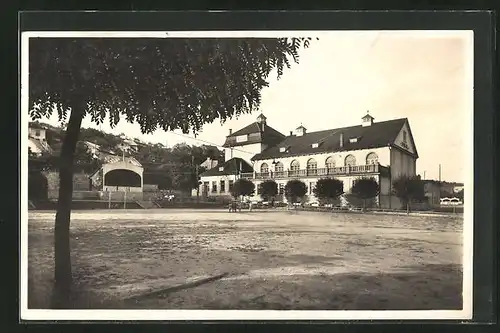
[
  {"left": 218, "top": 166, "right": 224, "bottom": 171},
  {"left": 279, "top": 146, "right": 290, "bottom": 153},
  {"left": 361, "top": 111, "right": 375, "bottom": 127},
  {"left": 312, "top": 143, "right": 319, "bottom": 148},
  {"left": 236, "top": 135, "right": 248, "bottom": 143},
  {"left": 349, "top": 137, "right": 359, "bottom": 143}
]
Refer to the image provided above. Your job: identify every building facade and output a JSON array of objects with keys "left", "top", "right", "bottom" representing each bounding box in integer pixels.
[
  {"left": 28, "top": 123, "right": 53, "bottom": 156},
  {"left": 198, "top": 112, "right": 419, "bottom": 208}
]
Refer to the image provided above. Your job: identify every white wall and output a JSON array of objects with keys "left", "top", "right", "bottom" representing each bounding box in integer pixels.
[
  {"left": 380, "top": 175, "right": 391, "bottom": 195},
  {"left": 392, "top": 121, "right": 417, "bottom": 155},
  {"left": 28, "top": 128, "right": 47, "bottom": 141},
  {"left": 199, "top": 174, "right": 238, "bottom": 197},
  {"left": 224, "top": 143, "right": 263, "bottom": 164},
  {"left": 28, "top": 138, "right": 43, "bottom": 155},
  {"left": 390, "top": 148, "right": 417, "bottom": 180},
  {"left": 254, "top": 147, "right": 391, "bottom": 173}
]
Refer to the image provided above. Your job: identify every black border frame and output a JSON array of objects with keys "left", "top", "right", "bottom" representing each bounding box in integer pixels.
[{"left": 11, "top": 9, "right": 496, "bottom": 331}]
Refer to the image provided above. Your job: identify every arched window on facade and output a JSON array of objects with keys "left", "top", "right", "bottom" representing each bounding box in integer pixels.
[
  {"left": 274, "top": 161, "right": 284, "bottom": 172},
  {"left": 306, "top": 158, "right": 317, "bottom": 175},
  {"left": 325, "top": 156, "right": 335, "bottom": 168},
  {"left": 260, "top": 162, "right": 269, "bottom": 174},
  {"left": 290, "top": 159, "right": 300, "bottom": 175},
  {"left": 344, "top": 154, "right": 356, "bottom": 167},
  {"left": 366, "top": 152, "right": 379, "bottom": 165},
  {"left": 274, "top": 161, "right": 284, "bottom": 176}
]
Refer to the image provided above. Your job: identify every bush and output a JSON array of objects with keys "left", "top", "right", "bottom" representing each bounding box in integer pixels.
[
  {"left": 230, "top": 178, "right": 255, "bottom": 198},
  {"left": 313, "top": 178, "right": 344, "bottom": 204},
  {"left": 284, "top": 179, "right": 307, "bottom": 204},
  {"left": 258, "top": 179, "right": 278, "bottom": 201},
  {"left": 350, "top": 177, "right": 380, "bottom": 210}
]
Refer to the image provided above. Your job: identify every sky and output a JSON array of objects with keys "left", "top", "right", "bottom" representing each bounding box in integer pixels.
[{"left": 38, "top": 31, "right": 472, "bottom": 183}]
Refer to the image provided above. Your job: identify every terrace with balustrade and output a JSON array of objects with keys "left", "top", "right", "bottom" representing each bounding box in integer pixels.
[{"left": 241, "top": 163, "right": 389, "bottom": 180}]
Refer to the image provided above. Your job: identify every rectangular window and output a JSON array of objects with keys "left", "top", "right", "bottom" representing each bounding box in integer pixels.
[
  {"left": 279, "top": 183, "right": 285, "bottom": 195},
  {"left": 229, "top": 180, "right": 234, "bottom": 191},
  {"left": 220, "top": 180, "right": 225, "bottom": 193},
  {"left": 310, "top": 182, "right": 316, "bottom": 194},
  {"left": 236, "top": 135, "right": 248, "bottom": 143},
  {"left": 211, "top": 181, "right": 217, "bottom": 193},
  {"left": 403, "top": 130, "right": 407, "bottom": 143},
  {"left": 35, "top": 129, "right": 41, "bottom": 136}
]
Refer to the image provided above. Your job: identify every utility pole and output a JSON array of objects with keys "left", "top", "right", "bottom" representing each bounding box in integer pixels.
[
  {"left": 423, "top": 171, "right": 426, "bottom": 180},
  {"left": 439, "top": 164, "right": 441, "bottom": 182},
  {"left": 192, "top": 155, "right": 200, "bottom": 202}
]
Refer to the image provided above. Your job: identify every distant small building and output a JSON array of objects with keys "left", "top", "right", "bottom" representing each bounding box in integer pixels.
[
  {"left": 440, "top": 181, "right": 464, "bottom": 194},
  {"left": 28, "top": 123, "right": 53, "bottom": 156},
  {"left": 423, "top": 180, "right": 441, "bottom": 208},
  {"left": 197, "top": 157, "right": 253, "bottom": 199},
  {"left": 90, "top": 156, "right": 143, "bottom": 193},
  {"left": 200, "top": 157, "right": 220, "bottom": 170}
]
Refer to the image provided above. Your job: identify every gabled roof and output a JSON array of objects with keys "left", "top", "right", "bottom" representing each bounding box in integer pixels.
[
  {"left": 105, "top": 155, "right": 142, "bottom": 166},
  {"left": 28, "top": 138, "right": 53, "bottom": 154},
  {"left": 28, "top": 122, "right": 46, "bottom": 130},
  {"left": 222, "top": 122, "right": 286, "bottom": 148},
  {"left": 200, "top": 157, "right": 253, "bottom": 177},
  {"left": 252, "top": 118, "right": 412, "bottom": 161}
]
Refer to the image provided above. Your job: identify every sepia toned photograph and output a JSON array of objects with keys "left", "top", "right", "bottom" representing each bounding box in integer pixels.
[{"left": 21, "top": 30, "right": 473, "bottom": 321}]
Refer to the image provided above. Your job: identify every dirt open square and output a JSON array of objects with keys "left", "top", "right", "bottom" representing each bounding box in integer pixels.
[{"left": 27, "top": 209, "right": 464, "bottom": 310}]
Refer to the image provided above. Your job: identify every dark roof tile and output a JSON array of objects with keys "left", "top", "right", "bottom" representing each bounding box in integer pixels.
[
  {"left": 200, "top": 157, "right": 253, "bottom": 177},
  {"left": 252, "top": 118, "right": 410, "bottom": 161},
  {"left": 223, "top": 122, "right": 286, "bottom": 148}
]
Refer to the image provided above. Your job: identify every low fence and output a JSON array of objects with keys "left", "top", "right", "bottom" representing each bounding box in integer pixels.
[
  {"left": 292, "top": 205, "right": 462, "bottom": 215},
  {"left": 29, "top": 200, "right": 143, "bottom": 210},
  {"left": 48, "top": 190, "right": 101, "bottom": 200}
]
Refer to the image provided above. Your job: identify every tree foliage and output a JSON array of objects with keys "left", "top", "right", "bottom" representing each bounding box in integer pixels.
[
  {"left": 285, "top": 179, "right": 307, "bottom": 203},
  {"left": 392, "top": 175, "right": 425, "bottom": 213},
  {"left": 351, "top": 177, "right": 380, "bottom": 210},
  {"left": 258, "top": 179, "right": 278, "bottom": 201},
  {"left": 30, "top": 37, "right": 314, "bottom": 133},
  {"left": 231, "top": 178, "right": 255, "bottom": 198},
  {"left": 313, "top": 178, "right": 344, "bottom": 204}
]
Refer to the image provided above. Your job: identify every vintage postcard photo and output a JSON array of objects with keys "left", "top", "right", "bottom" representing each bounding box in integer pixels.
[{"left": 21, "top": 30, "right": 473, "bottom": 321}]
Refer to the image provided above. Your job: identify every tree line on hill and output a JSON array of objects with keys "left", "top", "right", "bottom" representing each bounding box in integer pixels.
[
  {"left": 229, "top": 175, "right": 426, "bottom": 213},
  {"left": 28, "top": 122, "right": 224, "bottom": 192}
]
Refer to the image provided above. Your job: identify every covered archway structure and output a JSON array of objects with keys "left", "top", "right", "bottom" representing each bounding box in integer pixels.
[{"left": 102, "top": 159, "right": 144, "bottom": 193}]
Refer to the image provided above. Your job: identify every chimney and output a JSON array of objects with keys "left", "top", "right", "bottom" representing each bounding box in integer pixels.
[
  {"left": 229, "top": 129, "right": 232, "bottom": 135},
  {"left": 290, "top": 131, "right": 293, "bottom": 136},
  {"left": 340, "top": 132, "right": 344, "bottom": 148}
]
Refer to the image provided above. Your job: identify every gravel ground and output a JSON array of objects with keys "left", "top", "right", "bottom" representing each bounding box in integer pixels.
[{"left": 27, "top": 209, "right": 463, "bottom": 310}]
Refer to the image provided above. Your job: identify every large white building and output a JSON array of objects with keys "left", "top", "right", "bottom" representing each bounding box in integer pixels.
[{"left": 198, "top": 112, "right": 418, "bottom": 208}]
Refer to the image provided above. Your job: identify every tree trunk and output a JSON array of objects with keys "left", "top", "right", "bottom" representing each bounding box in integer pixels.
[
  {"left": 406, "top": 201, "right": 410, "bottom": 215},
  {"left": 363, "top": 199, "right": 366, "bottom": 212},
  {"left": 51, "top": 104, "right": 84, "bottom": 309}
]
